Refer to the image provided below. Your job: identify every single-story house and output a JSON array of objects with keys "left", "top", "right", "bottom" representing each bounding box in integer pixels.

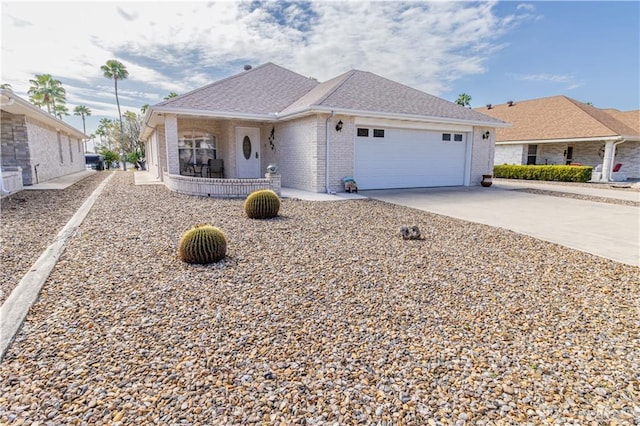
[
  {"left": 475, "top": 96, "right": 640, "bottom": 181},
  {"left": 141, "top": 63, "right": 507, "bottom": 197},
  {"left": 1, "top": 89, "right": 87, "bottom": 194}
]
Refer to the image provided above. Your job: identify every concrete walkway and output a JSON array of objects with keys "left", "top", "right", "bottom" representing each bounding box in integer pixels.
[
  {"left": 23, "top": 169, "right": 98, "bottom": 190},
  {"left": 493, "top": 179, "right": 640, "bottom": 202},
  {"left": 363, "top": 185, "right": 640, "bottom": 267}
]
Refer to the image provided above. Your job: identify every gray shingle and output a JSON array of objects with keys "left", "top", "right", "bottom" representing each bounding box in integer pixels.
[{"left": 156, "top": 63, "right": 319, "bottom": 115}]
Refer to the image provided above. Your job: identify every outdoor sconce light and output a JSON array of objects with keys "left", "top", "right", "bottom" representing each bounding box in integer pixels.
[
  {"left": 335, "top": 120, "right": 343, "bottom": 132},
  {"left": 482, "top": 131, "right": 490, "bottom": 139}
]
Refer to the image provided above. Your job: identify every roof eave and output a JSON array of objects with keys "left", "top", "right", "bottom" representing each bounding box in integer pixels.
[
  {"left": 496, "top": 135, "right": 626, "bottom": 145},
  {"left": 1, "top": 89, "right": 88, "bottom": 139},
  {"left": 278, "top": 105, "right": 511, "bottom": 127}
]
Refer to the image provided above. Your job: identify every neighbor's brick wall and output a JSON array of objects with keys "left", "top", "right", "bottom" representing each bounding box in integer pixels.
[
  {"left": 25, "top": 117, "right": 84, "bottom": 184},
  {"left": 494, "top": 144, "right": 524, "bottom": 165},
  {"left": 616, "top": 141, "right": 639, "bottom": 178},
  {"left": 1, "top": 111, "right": 32, "bottom": 185},
  {"left": 469, "top": 127, "right": 496, "bottom": 185}
]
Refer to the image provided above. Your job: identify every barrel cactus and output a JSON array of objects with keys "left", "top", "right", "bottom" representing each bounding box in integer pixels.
[
  {"left": 244, "top": 189, "right": 280, "bottom": 219},
  {"left": 178, "top": 224, "right": 227, "bottom": 264}
]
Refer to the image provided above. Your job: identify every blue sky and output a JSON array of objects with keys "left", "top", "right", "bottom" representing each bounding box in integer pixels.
[{"left": 1, "top": 1, "right": 638, "bottom": 137}]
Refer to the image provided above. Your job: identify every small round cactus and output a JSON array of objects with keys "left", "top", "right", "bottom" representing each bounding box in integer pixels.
[
  {"left": 244, "top": 189, "right": 280, "bottom": 219},
  {"left": 178, "top": 224, "right": 227, "bottom": 264}
]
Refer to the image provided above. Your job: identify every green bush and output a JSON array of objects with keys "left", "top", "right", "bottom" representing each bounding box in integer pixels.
[
  {"left": 178, "top": 224, "right": 227, "bottom": 264},
  {"left": 493, "top": 165, "right": 592, "bottom": 182},
  {"left": 244, "top": 189, "right": 280, "bottom": 219}
]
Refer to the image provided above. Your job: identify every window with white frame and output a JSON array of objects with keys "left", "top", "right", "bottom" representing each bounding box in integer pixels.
[{"left": 178, "top": 130, "right": 216, "bottom": 175}]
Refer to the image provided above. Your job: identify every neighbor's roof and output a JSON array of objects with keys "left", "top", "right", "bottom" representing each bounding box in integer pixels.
[
  {"left": 155, "top": 63, "right": 319, "bottom": 116},
  {"left": 601, "top": 108, "right": 640, "bottom": 134},
  {"left": 279, "top": 69, "right": 506, "bottom": 125},
  {"left": 0, "top": 89, "right": 88, "bottom": 140},
  {"left": 475, "top": 95, "right": 639, "bottom": 143},
  {"left": 148, "top": 63, "right": 507, "bottom": 127}
]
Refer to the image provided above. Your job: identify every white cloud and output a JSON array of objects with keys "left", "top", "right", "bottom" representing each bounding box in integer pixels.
[
  {"left": 2, "top": 0, "right": 535, "bottom": 132},
  {"left": 507, "top": 72, "right": 584, "bottom": 90}
]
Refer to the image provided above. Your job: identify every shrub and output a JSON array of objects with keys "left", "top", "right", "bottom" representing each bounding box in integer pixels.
[
  {"left": 493, "top": 165, "right": 592, "bottom": 182},
  {"left": 244, "top": 189, "right": 280, "bottom": 219},
  {"left": 178, "top": 224, "right": 227, "bottom": 264}
]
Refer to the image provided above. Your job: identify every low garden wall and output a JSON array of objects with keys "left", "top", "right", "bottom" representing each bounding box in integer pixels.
[
  {"left": 165, "top": 172, "right": 281, "bottom": 198},
  {"left": 1, "top": 167, "right": 23, "bottom": 197}
]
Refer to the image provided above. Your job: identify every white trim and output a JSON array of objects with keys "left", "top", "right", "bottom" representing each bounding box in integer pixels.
[
  {"left": 354, "top": 117, "right": 473, "bottom": 132},
  {"left": 0, "top": 89, "right": 87, "bottom": 140},
  {"left": 152, "top": 107, "right": 271, "bottom": 121},
  {"left": 280, "top": 105, "right": 509, "bottom": 128},
  {"left": 496, "top": 136, "right": 624, "bottom": 145}
]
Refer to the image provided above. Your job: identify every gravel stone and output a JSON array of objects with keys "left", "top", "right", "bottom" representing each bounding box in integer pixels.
[{"left": 1, "top": 172, "right": 638, "bottom": 424}]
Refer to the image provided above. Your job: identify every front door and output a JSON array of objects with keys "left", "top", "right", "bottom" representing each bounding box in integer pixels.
[
  {"left": 565, "top": 146, "right": 574, "bottom": 165},
  {"left": 236, "top": 127, "right": 261, "bottom": 178}
]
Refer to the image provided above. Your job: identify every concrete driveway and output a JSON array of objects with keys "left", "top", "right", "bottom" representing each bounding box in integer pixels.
[{"left": 363, "top": 185, "right": 640, "bottom": 267}]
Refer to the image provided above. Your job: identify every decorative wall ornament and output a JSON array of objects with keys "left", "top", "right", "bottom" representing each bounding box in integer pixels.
[{"left": 268, "top": 126, "right": 275, "bottom": 151}]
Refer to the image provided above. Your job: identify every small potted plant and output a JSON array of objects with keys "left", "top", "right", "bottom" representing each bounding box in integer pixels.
[{"left": 481, "top": 174, "right": 493, "bottom": 187}]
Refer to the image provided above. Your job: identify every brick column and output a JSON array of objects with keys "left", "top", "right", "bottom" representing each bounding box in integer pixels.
[{"left": 266, "top": 172, "right": 281, "bottom": 196}]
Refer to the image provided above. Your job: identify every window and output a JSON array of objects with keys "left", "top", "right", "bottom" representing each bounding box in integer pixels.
[
  {"left": 373, "top": 129, "right": 385, "bottom": 138},
  {"left": 527, "top": 144, "right": 537, "bottom": 165},
  {"left": 442, "top": 133, "right": 451, "bottom": 141},
  {"left": 68, "top": 136, "right": 73, "bottom": 163},
  {"left": 454, "top": 134, "right": 463, "bottom": 142},
  {"left": 57, "top": 132, "right": 63, "bottom": 163},
  {"left": 178, "top": 130, "right": 216, "bottom": 175},
  {"left": 357, "top": 128, "right": 369, "bottom": 137}
]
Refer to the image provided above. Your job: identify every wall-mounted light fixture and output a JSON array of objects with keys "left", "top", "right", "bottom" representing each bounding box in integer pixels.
[
  {"left": 482, "top": 131, "right": 490, "bottom": 139},
  {"left": 335, "top": 120, "right": 343, "bottom": 132}
]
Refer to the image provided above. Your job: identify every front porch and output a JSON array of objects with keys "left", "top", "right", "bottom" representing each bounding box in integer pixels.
[{"left": 135, "top": 170, "right": 281, "bottom": 198}]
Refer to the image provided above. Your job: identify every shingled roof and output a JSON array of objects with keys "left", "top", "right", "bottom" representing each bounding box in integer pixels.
[
  {"left": 279, "top": 70, "right": 505, "bottom": 124},
  {"left": 475, "top": 96, "right": 639, "bottom": 142},
  {"left": 156, "top": 63, "right": 319, "bottom": 115},
  {"left": 152, "top": 63, "right": 506, "bottom": 126}
]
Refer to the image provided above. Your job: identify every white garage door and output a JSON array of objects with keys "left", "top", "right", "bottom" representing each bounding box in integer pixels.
[{"left": 354, "top": 127, "right": 467, "bottom": 190}]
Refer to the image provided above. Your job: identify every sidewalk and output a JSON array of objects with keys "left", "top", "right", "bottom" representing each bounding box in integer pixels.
[{"left": 23, "top": 169, "right": 98, "bottom": 190}]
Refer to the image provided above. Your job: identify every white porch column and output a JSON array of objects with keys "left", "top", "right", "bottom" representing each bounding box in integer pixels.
[
  {"left": 601, "top": 140, "right": 616, "bottom": 182},
  {"left": 164, "top": 114, "right": 179, "bottom": 175}
]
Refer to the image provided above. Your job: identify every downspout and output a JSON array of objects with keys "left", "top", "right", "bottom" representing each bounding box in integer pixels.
[{"left": 324, "top": 111, "right": 334, "bottom": 194}]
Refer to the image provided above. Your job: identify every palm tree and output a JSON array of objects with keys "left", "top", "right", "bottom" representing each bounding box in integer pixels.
[
  {"left": 73, "top": 105, "right": 91, "bottom": 134},
  {"left": 27, "top": 74, "right": 66, "bottom": 114},
  {"left": 0, "top": 83, "right": 12, "bottom": 90},
  {"left": 97, "top": 117, "right": 113, "bottom": 150},
  {"left": 455, "top": 93, "right": 472, "bottom": 108},
  {"left": 101, "top": 59, "right": 129, "bottom": 170},
  {"left": 140, "top": 104, "right": 149, "bottom": 114},
  {"left": 164, "top": 92, "right": 178, "bottom": 100},
  {"left": 54, "top": 104, "right": 69, "bottom": 119}
]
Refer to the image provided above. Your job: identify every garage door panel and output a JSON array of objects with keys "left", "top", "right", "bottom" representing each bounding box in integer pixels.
[{"left": 354, "top": 128, "right": 466, "bottom": 189}]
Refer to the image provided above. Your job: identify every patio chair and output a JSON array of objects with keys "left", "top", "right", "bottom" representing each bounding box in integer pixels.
[{"left": 207, "top": 159, "right": 224, "bottom": 178}]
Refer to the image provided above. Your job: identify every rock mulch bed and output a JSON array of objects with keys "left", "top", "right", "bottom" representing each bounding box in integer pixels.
[
  {"left": 0, "top": 172, "right": 110, "bottom": 305},
  {"left": 1, "top": 172, "right": 638, "bottom": 424}
]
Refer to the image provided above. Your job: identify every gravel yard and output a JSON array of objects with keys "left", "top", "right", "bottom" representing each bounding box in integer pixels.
[
  {"left": 1, "top": 172, "right": 638, "bottom": 424},
  {"left": 0, "top": 172, "right": 110, "bottom": 305}
]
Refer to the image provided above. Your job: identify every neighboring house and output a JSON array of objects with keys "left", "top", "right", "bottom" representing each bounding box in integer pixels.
[
  {"left": 1, "top": 89, "right": 87, "bottom": 192},
  {"left": 475, "top": 96, "right": 640, "bottom": 181},
  {"left": 142, "top": 63, "right": 507, "bottom": 196}
]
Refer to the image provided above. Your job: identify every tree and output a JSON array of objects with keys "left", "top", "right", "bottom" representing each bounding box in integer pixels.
[
  {"left": 122, "top": 110, "right": 143, "bottom": 155},
  {"left": 140, "top": 104, "right": 149, "bottom": 114},
  {"left": 0, "top": 83, "right": 12, "bottom": 90},
  {"left": 98, "top": 148, "right": 120, "bottom": 170},
  {"left": 27, "top": 74, "right": 66, "bottom": 114},
  {"left": 101, "top": 59, "right": 129, "bottom": 170},
  {"left": 455, "top": 93, "right": 472, "bottom": 108},
  {"left": 54, "top": 104, "right": 69, "bottom": 119},
  {"left": 73, "top": 105, "right": 92, "bottom": 135},
  {"left": 164, "top": 92, "right": 178, "bottom": 100}
]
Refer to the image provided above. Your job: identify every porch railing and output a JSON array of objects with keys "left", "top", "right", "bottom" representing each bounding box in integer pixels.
[{"left": 164, "top": 172, "right": 281, "bottom": 198}]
